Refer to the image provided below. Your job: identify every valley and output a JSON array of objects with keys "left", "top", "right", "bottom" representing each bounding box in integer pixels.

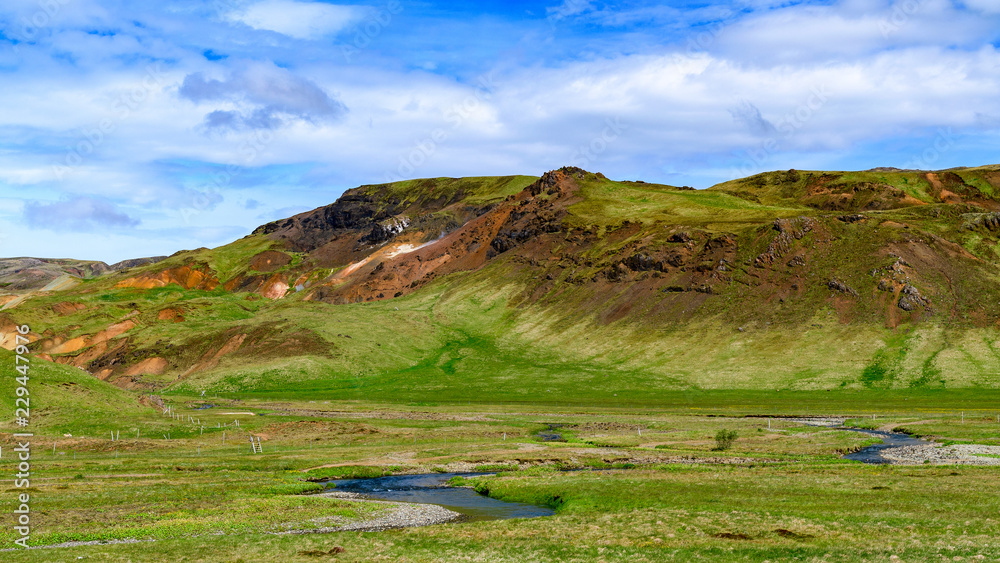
[{"left": 3, "top": 165, "right": 1000, "bottom": 560}]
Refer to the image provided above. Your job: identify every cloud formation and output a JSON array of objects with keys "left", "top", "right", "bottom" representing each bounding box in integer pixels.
[
  {"left": 0, "top": 0, "right": 999, "bottom": 263},
  {"left": 227, "top": 1, "right": 364, "bottom": 39},
  {"left": 179, "top": 63, "right": 348, "bottom": 131},
  {"left": 729, "top": 101, "right": 777, "bottom": 137},
  {"left": 24, "top": 196, "right": 140, "bottom": 231}
]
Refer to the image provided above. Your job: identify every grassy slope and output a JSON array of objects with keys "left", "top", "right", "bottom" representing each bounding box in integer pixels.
[
  {"left": 708, "top": 165, "right": 1000, "bottom": 206},
  {"left": 355, "top": 175, "right": 538, "bottom": 207},
  {"left": 568, "top": 176, "right": 805, "bottom": 230},
  {"left": 0, "top": 347, "right": 153, "bottom": 434}
]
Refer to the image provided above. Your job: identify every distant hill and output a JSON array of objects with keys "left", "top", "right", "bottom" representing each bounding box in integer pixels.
[
  {"left": 0, "top": 256, "right": 168, "bottom": 293},
  {"left": 3, "top": 165, "right": 1000, "bottom": 401}
]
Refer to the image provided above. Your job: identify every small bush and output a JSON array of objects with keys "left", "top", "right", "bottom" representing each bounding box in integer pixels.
[{"left": 713, "top": 429, "right": 738, "bottom": 451}]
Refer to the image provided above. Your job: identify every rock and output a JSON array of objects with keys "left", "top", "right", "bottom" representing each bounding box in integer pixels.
[
  {"left": 361, "top": 216, "right": 411, "bottom": 245},
  {"left": 962, "top": 212, "right": 1000, "bottom": 232},
  {"left": 623, "top": 253, "right": 664, "bottom": 272},
  {"left": 827, "top": 278, "right": 858, "bottom": 296},
  {"left": 837, "top": 214, "right": 866, "bottom": 223},
  {"left": 898, "top": 284, "right": 929, "bottom": 311}
]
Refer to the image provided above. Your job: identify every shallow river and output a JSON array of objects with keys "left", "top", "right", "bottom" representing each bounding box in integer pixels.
[
  {"left": 327, "top": 473, "right": 555, "bottom": 521},
  {"left": 839, "top": 427, "right": 929, "bottom": 464}
]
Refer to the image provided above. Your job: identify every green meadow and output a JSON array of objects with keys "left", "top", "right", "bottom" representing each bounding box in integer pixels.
[{"left": 2, "top": 387, "right": 1000, "bottom": 561}]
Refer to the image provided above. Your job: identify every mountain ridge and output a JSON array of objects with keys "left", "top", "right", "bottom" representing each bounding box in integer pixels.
[{"left": 2, "top": 165, "right": 1000, "bottom": 398}]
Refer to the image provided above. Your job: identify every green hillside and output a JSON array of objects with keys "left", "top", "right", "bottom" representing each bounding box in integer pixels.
[{"left": 3, "top": 166, "right": 1000, "bottom": 407}]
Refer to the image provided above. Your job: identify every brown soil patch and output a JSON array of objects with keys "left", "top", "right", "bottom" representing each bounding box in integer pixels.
[
  {"left": 260, "top": 275, "right": 290, "bottom": 299},
  {"left": 44, "top": 320, "right": 137, "bottom": 355},
  {"left": 157, "top": 307, "right": 185, "bottom": 322},
  {"left": 181, "top": 333, "right": 248, "bottom": 377},
  {"left": 881, "top": 221, "right": 908, "bottom": 229},
  {"left": 125, "top": 357, "right": 168, "bottom": 376},
  {"left": 224, "top": 272, "right": 290, "bottom": 299},
  {"left": 250, "top": 250, "right": 292, "bottom": 272},
  {"left": 52, "top": 301, "right": 87, "bottom": 315},
  {"left": 46, "top": 336, "right": 89, "bottom": 354},
  {"left": 258, "top": 420, "right": 379, "bottom": 440}
]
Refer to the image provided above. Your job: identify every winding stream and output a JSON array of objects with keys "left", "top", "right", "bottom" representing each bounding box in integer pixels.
[
  {"left": 326, "top": 473, "right": 555, "bottom": 522},
  {"left": 839, "top": 427, "right": 929, "bottom": 464},
  {"left": 327, "top": 425, "right": 927, "bottom": 525}
]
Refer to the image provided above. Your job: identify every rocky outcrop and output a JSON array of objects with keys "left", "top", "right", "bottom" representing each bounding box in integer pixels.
[
  {"left": 897, "top": 284, "right": 930, "bottom": 311},
  {"left": 361, "top": 216, "right": 411, "bottom": 245},
  {"left": 826, "top": 278, "right": 858, "bottom": 297},
  {"left": 755, "top": 217, "right": 816, "bottom": 267},
  {"left": 253, "top": 191, "right": 404, "bottom": 252},
  {"left": 962, "top": 212, "right": 1000, "bottom": 232}
]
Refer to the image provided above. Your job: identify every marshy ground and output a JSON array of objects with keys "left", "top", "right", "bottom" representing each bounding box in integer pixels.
[{"left": 2, "top": 396, "right": 1000, "bottom": 561}]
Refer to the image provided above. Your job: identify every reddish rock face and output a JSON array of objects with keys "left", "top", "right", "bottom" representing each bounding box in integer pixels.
[{"left": 117, "top": 265, "right": 220, "bottom": 291}]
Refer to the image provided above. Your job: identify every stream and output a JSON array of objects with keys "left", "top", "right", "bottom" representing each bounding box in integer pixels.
[
  {"left": 326, "top": 473, "right": 555, "bottom": 522},
  {"left": 839, "top": 427, "right": 929, "bottom": 464},
  {"left": 327, "top": 426, "right": 925, "bottom": 523}
]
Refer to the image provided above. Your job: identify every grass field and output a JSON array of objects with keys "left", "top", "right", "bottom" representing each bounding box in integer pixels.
[{"left": 3, "top": 387, "right": 1000, "bottom": 561}]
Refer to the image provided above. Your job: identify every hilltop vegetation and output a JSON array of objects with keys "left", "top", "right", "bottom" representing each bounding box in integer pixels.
[{"left": 3, "top": 166, "right": 1000, "bottom": 408}]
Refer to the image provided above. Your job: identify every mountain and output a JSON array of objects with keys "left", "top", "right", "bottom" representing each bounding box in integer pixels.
[
  {"left": 0, "top": 256, "right": 168, "bottom": 292},
  {"left": 2, "top": 165, "right": 1000, "bottom": 402}
]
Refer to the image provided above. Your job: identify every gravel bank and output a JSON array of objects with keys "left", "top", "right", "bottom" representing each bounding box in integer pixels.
[
  {"left": 881, "top": 444, "right": 1000, "bottom": 466},
  {"left": 312, "top": 490, "right": 463, "bottom": 531},
  {"left": 788, "top": 417, "right": 847, "bottom": 427}
]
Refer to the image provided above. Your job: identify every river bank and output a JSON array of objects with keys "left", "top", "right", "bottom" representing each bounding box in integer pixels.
[{"left": 791, "top": 418, "right": 1000, "bottom": 465}]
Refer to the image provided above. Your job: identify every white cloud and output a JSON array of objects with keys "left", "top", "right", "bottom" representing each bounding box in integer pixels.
[
  {"left": 546, "top": 0, "right": 595, "bottom": 20},
  {"left": 712, "top": 0, "right": 996, "bottom": 63},
  {"left": 227, "top": 1, "right": 364, "bottom": 39},
  {"left": 179, "top": 62, "right": 347, "bottom": 131},
  {"left": 964, "top": 0, "right": 1000, "bottom": 14},
  {"left": 2, "top": 0, "right": 1000, "bottom": 262}
]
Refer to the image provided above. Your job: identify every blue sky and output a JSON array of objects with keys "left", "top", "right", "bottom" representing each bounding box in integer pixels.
[{"left": 1, "top": 0, "right": 999, "bottom": 262}]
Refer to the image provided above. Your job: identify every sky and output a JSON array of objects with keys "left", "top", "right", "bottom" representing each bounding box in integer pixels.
[{"left": 0, "top": 0, "right": 999, "bottom": 263}]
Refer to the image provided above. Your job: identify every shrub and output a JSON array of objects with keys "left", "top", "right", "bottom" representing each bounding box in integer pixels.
[{"left": 713, "top": 429, "right": 738, "bottom": 451}]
